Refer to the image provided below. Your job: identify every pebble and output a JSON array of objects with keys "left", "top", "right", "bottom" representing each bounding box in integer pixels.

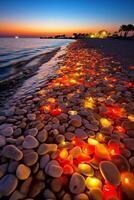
[
  {"left": 69, "top": 173, "right": 85, "bottom": 194},
  {"left": 111, "top": 154, "right": 130, "bottom": 172},
  {"left": 29, "top": 181, "right": 45, "bottom": 198},
  {"left": 95, "top": 144, "right": 109, "bottom": 159},
  {"left": 129, "top": 156, "right": 134, "bottom": 168},
  {"left": 89, "top": 188, "right": 104, "bottom": 200},
  {"left": 37, "top": 143, "right": 57, "bottom": 155},
  {"left": 9, "top": 190, "right": 25, "bottom": 200},
  {"left": 70, "top": 115, "right": 82, "bottom": 127},
  {"left": 99, "top": 161, "right": 121, "bottom": 186},
  {"left": 2, "top": 145, "right": 23, "bottom": 161},
  {"left": 43, "top": 189, "right": 56, "bottom": 199},
  {"left": 37, "top": 129, "right": 48, "bottom": 142},
  {"left": 27, "top": 113, "right": 36, "bottom": 121},
  {"left": 63, "top": 164, "right": 74, "bottom": 175},
  {"left": 78, "top": 164, "right": 94, "bottom": 176},
  {"left": 0, "top": 174, "right": 18, "bottom": 196},
  {"left": 24, "top": 128, "right": 38, "bottom": 136},
  {"left": 123, "top": 138, "right": 134, "bottom": 150},
  {"left": 51, "top": 178, "right": 62, "bottom": 192},
  {"left": 0, "top": 135, "right": 6, "bottom": 147},
  {"left": 20, "top": 177, "right": 33, "bottom": 195},
  {"left": 0, "top": 125, "right": 13, "bottom": 137},
  {"left": 23, "top": 135, "right": 39, "bottom": 149},
  {"left": 23, "top": 151, "right": 38, "bottom": 166},
  {"left": 15, "top": 109, "right": 27, "bottom": 115},
  {"left": 74, "top": 128, "right": 87, "bottom": 139},
  {"left": 74, "top": 193, "right": 89, "bottom": 200},
  {"left": 16, "top": 164, "right": 31, "bottom": 180},
  {"left": 45, "top": 160, "right": 63, "bottom": 178},
  {"left": 63, "top": 193, "right": 72, "bottom": 200},
  {"left": 8, "top": 161, "right": 18, "bottom": 173},
  {"left": 40, "top": 154, "right": 50, "bottom": 169},
  {"left": 70, "top": 146, "right": 82, "bottom": 158},
  {"left": 0, "top": 163, "right": 8, "bottom": 178}
]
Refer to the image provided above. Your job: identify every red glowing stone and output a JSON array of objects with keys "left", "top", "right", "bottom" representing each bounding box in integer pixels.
[
  {"left": 103, "top": 184, "right": 118, "bottom": 200},
  {"left": 129, "top": 66, "right": 134, "bottom": 70},
  {"left": 50, "top": 108, "right": 62, "bottom": 116},
  {"left": 71, "top": 137, "right": 84, "bottom": 147},
  {"left": 63, "top": 164, "right": 74, "bottom": 175},
  {"left": 109, "top": 144, "right": 120, "bottom": 156},
  {"left": 115, "top": 125, "right": 125, "bottom": 134}
]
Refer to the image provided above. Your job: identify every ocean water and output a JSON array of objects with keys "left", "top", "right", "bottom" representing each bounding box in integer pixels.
[{"left": 0, "top": 38, "right": 73, "bottom": 80}]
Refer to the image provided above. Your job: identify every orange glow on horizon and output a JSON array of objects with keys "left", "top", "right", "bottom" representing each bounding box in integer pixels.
[{"left": 0, "top": 21, "right": 117, "bottom": 36}]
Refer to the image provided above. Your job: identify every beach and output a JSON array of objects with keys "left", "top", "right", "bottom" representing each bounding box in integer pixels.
[{"left": 0, "top": 39, "right": 134, "bottom": 200}]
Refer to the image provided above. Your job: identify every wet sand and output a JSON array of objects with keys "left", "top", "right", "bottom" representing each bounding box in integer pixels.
[{"left": 0, "top": 40, "right": 134, "bottom": 200}]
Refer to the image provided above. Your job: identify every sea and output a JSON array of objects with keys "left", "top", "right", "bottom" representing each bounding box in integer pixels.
[{"left": 0, "top": 38, "right": 73, "bottom": 81}]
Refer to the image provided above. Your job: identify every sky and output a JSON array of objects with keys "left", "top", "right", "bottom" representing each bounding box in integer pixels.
[{"left": 0, "top": 0, "right": 134, "bottom": 36}]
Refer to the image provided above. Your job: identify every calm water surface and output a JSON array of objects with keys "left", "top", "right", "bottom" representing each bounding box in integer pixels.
[{"left": 0, "top": 38, "right": 73, "bottom": 80}]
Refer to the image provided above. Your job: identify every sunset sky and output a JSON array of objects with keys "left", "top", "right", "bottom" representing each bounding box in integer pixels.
[{"left": 0, "top": 0, "right": 134, "bottom": 36}]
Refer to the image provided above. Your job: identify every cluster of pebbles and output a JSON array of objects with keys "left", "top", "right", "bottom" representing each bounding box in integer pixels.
[{"left": 0, "top": 41, "right": 134, "bottom": 200}]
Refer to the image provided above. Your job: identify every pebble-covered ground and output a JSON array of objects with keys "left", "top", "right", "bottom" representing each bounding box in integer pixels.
[{"left": 0, "top": 40, "right": 134, "bottom": 200}]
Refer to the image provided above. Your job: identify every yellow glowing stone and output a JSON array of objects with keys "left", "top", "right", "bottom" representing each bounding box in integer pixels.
[
  {"left": 85, "top": 177, "right": 102, "bottom": 190},
  {"left": 69, "top": 79, "right": 77, "bottom": 84},
  {"left": 38, "top": 89, "right": 45, "bottom": 96},
  {"left": 59, "top": 149, "right": 68, "bottom": 159},
  {"left": 84, "top": 97, "right": 95, "bottom": 109},
  {"left": 128, "top": 115, "right": 134, "bottom": 122},
  {"left": 100, "top": 118, "right": 111, "bottom": 128},
  {"left": 88, "top": 138, "right": 99, "bottom": 146},
  {"left": 78, "top": 164, "right": 94, "bottom": 176},
  {"left": 68, "top": 110, "right": 78, "bottom": 116},
  {"left": 96, "top": 132, "right": 104, "bottom": 142},
  {"left": 47, "top": 98, "right": 56, "bottom": 103}
]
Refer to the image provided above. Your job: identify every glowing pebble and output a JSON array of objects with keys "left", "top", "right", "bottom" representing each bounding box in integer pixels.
[
  {"left": 100, "top": 118, "right": 111, "bottom": 128},
  {"left": 128, "top": 115, "right": 134, "bottom": 122},
  {"left": 78, "top": 164, "right": 94, "bottom": 177},
  {"left": 88, "top": 138, "right": 99, "bottom": 146},
  {"left": 63, "top": 164, "right": 73, "bottom": 175},
  {"left": 68, "top": 110, "right": 78, "bottom": 116},
  {"left": 59, "top": 149, "right": 68, "bottom": 159},
  {"left": 85, "top": 177, "right": 102, "bottom": 190},
  {"left": 95, "top": 144, "right": 109, "bottom": 159}
]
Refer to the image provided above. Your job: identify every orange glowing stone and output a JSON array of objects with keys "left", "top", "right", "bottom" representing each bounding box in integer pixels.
[
  {"left": 85, "top": 177, "right": 102, "bottom": 190},
  {"left": 59, "top": 149, "right": 68, "bottom": 159},
  {"left": 96, "top": 132, "right": 104, "bottom": 142},
  {"left": 47, "top": 98, "right": 56, "bottom": 103},
  {"left": 38, "top": 89, "right": 45, "bottom": 96},
  {"left": 50, "top": 108, "right": 62, "bottom": 116},
  {"left": 84, "top": 97, "right": 95, "bottom": 109},
  {"left": 63, "top": 164, "right": 74, "bottom": 175},
  {"left": 100, "top": 118, "right": 112, "bottom": 128},
  {"left": 40, "top": 105, "right": 51, "bottom": 112},
  {"left": 68, "top": 110, "right": 78, "bottom": 116},
  {"left": 128, "top": 115, "right": 134, "bottom": 122}
]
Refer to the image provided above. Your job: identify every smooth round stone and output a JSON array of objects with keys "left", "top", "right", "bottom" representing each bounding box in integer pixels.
[
  {"left": 78, "top": 164, "right": 94, "bottom": 176},
  {"left": 29, "top": 181, "right": 45, "bottom": 198},
  {"left": 0, "top": 163, "right": 8, "bottom": 178},
  {"left": 40, "top": 154, "right": 50, "bottom": 169},
  {"left": 51, "top": 178, "right": 62, "bottom": 192},
  {"left": 45, "top": 160, "right": 63, "bottom": 178},
  {"left": 16, "top": 164, "right": 31, "bottom": 180},
  {"left": 99, "top": 161, "right": 121, "bottom": 186},
  {"left": 9, "top": 190, "right": 25, "bottom": 200},
  {"left": 69, "top": 173, "right": 85, "bottom": 194},
  {"left": 20, "top": 177, "right": 33, "bottom": 195},
  {"left": 23, "top": 151, "right": 38, "bottom": 166},
  {"left": 74, "top": 128, "right": 88, "bottom": 139},
  {"left": 121, "top": 148, "right": 131, "bottom": 158},
  {"left": 111, "top": 155, "right": 130, "bottom": 172},
  {"left": 74, "top": 193, "right": 89, "bottom": 200},
  {"left": 55, "top": 134, "right": 65, "bottom": 143},
  {"left": 0, "top": 174, "right": 18, "bottom": 196},
  {"left": 63, "top": 164, "right": 74, "bottom": 175},
  {"left": 0, "top": 125, "right": 13, "bottom": 137},
  {"left": 8, "top": 161, "right": 18, "bottom": 173},
  {"left": 37, "top": 144, "right": 58, "bottom": 155},
  {"left": 70, "top": 146, "right": 82, "bottom": 158},
  {"left": 37, "top": 129, "right": 48, "bottom": 142},
  {"left": 123, "top": 138, "right": 134, "bottom": 150},
  {"left": 129, "top": 157, "right": 134, "bottom": 168},
  {"left": 25, "top": 128, "right": 38, "bottom": 136},
  {"left": 70, "top": 115, "right": 82, "bottom": 127},
  {"left": 89, "top": 188, "right": 103, "bottom": 200},
  {"left": 0, "top": 135, "right": 6, "bottom": 147},
  {"left": 65, "top": 132, "right": 75, "bottom": 141},
  {"left": 85, "top": 177, "right": 102, "bottom": 190},
  {"left": 2, "top": 145, "right": 23, "bottom": 161},
  {"left": 23, "top": 135, "right": 39, "bottom": 149},
  {"left": 27, "top": 113, "right": 36, "bottom": 121},
  {"left": 63, "top": 193, "right": 72, "bottom": 200},
  {"left": 36, "top": 170, "right": 45, "bottom": 181},
  {"left": 43, "top": 189, "right": 56, "bottom": 199},
  {"left": 95, "top": 144, "right": 109, "bottom": 159}
]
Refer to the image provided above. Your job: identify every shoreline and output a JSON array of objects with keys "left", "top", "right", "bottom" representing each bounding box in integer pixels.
[
  {"left": 0, "top": 40, "right": 134, "bottom": 200},
  {"left": 0, "top": 48, "right": 60, "bottom": 110}
]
